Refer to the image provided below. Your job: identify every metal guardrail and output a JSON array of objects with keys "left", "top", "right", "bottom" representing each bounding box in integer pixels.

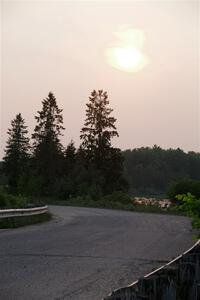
[
  {"left": 0, "top": 206, "right": 48, "bottom": 218},
  {"left": 103, "top": 239, "right": 200, "bottom": 300}
]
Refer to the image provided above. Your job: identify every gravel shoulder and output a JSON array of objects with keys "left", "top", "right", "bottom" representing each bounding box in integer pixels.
[{"left": 0, "top": 205, "right": 194, "bottom": 300}]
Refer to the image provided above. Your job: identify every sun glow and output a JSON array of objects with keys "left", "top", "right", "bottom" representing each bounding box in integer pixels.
[
  {"left": 106, "top": 27, "right": 149, "bottom": 72},
  {"left": 106, "top": 46, "right": 148, "bottom": 72}
]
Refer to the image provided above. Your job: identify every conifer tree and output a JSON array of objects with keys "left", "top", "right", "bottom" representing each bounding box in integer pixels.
[
  {"left": 80, "top": 90, "right": 118, "bottom": 165},
  {"left": 3, "top": 113, "right": 30, "bottom": 190},
  {"left": 80, "top": 90, "right": 126, "bottom": 193},
  {"left": 55, "top": 141, "right": 77, "bottom": 198},
  {"left": 64, "top": 140, "right": 76, "bottom": 170},
  {"left": 32, "top": 92, "right": 65, "bottom": 193}
]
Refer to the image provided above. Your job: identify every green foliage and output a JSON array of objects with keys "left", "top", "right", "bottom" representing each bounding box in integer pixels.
[
  {"left": 168, "top": 180, "right": 200, "bottom": 202},
  {"left": 0, "top": 212, "right": 51, "bottom": 229},
  {"left": 80, "top": 90, "right": 127, "bottom": 194},
  {"left": 192, "top": 217, "right": 200, "bottom": 229},
  {"left": 52, "top": 176, "right": 75, "bottom": 199},
  {"left": 32, "top": 92, "right": 65, "bottom": 195},
  {"left": 46, "top": 193, "right": 178, "bottom": 215},
  {"left": 123, "top": 147, "right": 200, "bottom": 195},
  {"left": 32, "top": 92, "right": 64, "bottom": 151},
  {"left": 0, "top": 162, "right": 7, "bottom": 186},
  {"left": 80, "top": 90, "right": 118, "bottom": 156},
  {"left": 3, "top": 90, "right": 200, "bottom": 202},
  {"left": 0, "top": 188, "right": 8, "bottom": 208},
  {"left": 176, "top": 193, "right": 200, "bottom": 229},
  {"left": 3, "top": 113, "right": 30, "bottom": 191},
  {"left": 52, "top": 193, "right": 133, "bottom": 211},
  {"left": 25, "top": 175, "right": 45, "bottom": 197},
  {"left": 54, "top": 191, "right": 131, "bottom": 208},
  {"left": 0, "top": 188, "right": 27, "bottom": 209},
  {"left": 64, "top": 141, "right": 76, "bottom": 167},
  {"left": 102, "top": 191, "right": 131, "bottom": 205}
]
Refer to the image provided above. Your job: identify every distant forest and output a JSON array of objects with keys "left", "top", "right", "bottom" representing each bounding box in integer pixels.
[
  {"left": 1, "top": 146, "right": 200, "bottom": 197},
  {"left": 1, "top": 90, "right": 200, "bottom": 199},
  {"left": 123, "top": 146, "right": 200, "bottom": 196}
]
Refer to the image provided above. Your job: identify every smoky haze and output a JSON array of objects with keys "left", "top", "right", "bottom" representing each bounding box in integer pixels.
[{"left": 1, "top": 0, "right": 199, "bottom": 159}]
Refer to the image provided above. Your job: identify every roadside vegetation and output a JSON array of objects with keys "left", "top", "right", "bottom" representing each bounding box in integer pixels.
[
  {"left": 0, "top": 188, "right": 50, "bottom": 229},
  {"left": 166, "top": 180, "right": 200, "bottom": 236},
  {"left": 40, "top": 192, "right": 181, "bottom": 216},
  {"left": 0, "top": 90, "right": 200, "bottom": 232},
  {"left": 167, "top": 180, "right": 200, "bottom": 202},
  {"left": 0, "top": 212, "right": 51, "bottom": 229},
  {"left": 0, "top": 187, "right": 27, "bottom": 209},
  {"left": 175, "top": 192, "right": 200, "bottom": 229}
]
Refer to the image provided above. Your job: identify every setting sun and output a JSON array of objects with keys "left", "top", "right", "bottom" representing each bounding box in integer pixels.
[
  {"left": 106, "top": 46, "right": 148, "bottom": 72},
  {"left": 106, "top": 27, "right": 149, "bottom": 72}
]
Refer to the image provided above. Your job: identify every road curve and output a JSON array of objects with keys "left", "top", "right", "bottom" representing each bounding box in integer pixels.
[{"left": 0, "top": 205, "right": 194, "bottom": 300}]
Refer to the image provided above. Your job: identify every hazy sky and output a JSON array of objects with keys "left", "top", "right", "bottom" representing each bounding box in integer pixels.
[{"left": 1, "top": 0, "right": 199, "bottom": 159}]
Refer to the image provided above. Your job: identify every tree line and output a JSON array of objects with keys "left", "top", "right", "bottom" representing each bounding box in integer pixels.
[
  {"left": 2, "top": 90, "right": 200, "bottom": 200},
  {"left": 123, "top": 146, "right": 200, "bottom": 196},
  {"left": 3, "top": 90, "right": 127, "bottom": 199}
]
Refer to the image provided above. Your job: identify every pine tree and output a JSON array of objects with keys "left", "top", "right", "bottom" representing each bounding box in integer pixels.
[
  {"left": 80, "top": 89, "right": 126, "bottom": 193},
  {"left": 55, "top": 141, "right": 77, "bottom": 198},
  {"left": 3, "top": 113, "right": 30, "bottom": 191},
  {"left": 80, "top": 90, "right": 118, "bottom": 165},
  {"left": 64, "top": 140, "right": 76, "bottom": 170},
  {"left": 32, "top": 92, "right": 65, "bottom": 194}
]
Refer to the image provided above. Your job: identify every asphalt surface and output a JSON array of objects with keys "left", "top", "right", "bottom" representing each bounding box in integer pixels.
[{"left": 0, "top": 205, "right": 194, "bottom": 300}]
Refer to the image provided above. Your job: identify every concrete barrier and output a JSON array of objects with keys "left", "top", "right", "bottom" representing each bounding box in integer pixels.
[
  {"left": 103, "top": 240, "right": 200, "bottom": 300},
  {"left": 0, "top": 206, "right": 48, "bottom": 218}
]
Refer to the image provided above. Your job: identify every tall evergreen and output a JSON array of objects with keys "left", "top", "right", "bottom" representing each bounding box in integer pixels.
[
  {"left": 56, "top": 141, "right": 77, "bottom": 198},
  {"left": 64, "top": 140, "right": 76, "bottom": 170},
  {"left": 80, "top": 90, "right": 118, "bottom": 164},
  {"left": 80, "top": 89, "right": 126, "bottom": 193},
  {"left": 3, "top": 113, "right": 30, "bottom": 191},
  {"left": 32, "top": 92, "right": 65, "bottom": 194}
]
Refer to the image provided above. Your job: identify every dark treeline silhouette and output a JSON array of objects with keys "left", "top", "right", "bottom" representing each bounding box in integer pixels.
[
  {"left": 2, "top": 90, "right": 127, "bottom": 199},
  {"left": 123, "top": 146, "right": 200, "bottom": 196},
  {"left": 2, "top": 91, "right": 200, "bottom": 199}
]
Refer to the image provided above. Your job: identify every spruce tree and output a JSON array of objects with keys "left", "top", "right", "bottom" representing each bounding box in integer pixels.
[
  {"left": 56, "top": 141, "right": 77, "bottom": 198},
  {"left": 64, "top": 140, "right": 76, "bottom": 170},
  {"left": 3, "top": 113, "right": 30, "bottom": 191},
  {"left": 80, "top": 90, "right": 118, "bottom": 164},
  {"left": 32, "top": 92, "right": 65, "bottom": 194},
  {"left": 80, "top": 89, "right": 126, "bottom": 193}
]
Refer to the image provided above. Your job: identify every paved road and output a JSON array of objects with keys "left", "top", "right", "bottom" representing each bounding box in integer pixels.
[{"left": 0, "top": 206, "right": 194, "bottom": 300}]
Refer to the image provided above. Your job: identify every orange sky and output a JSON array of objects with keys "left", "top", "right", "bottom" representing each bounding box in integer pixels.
[{"left": 1, "top": 0, "right": 199, "bottom": 158}]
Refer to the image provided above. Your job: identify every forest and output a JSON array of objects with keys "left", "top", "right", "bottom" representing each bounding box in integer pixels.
[
  {"left": 1, "top": 90, "right": 200, "bottom": 201},
  {"left": 1, "top": 90, "right": 127, "bottom": 200},
  {"left": 123, "top": 146, "right": 200, "bottom": 196}
]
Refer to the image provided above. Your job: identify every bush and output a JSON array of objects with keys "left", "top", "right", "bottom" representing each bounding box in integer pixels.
[
  {"left": 0, "top": 212, "right": 51, "bottom": 228},
  {"left": 176, "top": 193, "right": 200, "bottom": 229},
  {"left": 64, "top": 191, "right": 131, "bottom": 207},
  {"left": 0, "top": 188, "right": 27, "bottom": 209},
  {"left": 102, "top": 191, "right": 131, "bottom": 205},
  {"left": 167, "top": 180, "right": 200, "bottom": 202}
]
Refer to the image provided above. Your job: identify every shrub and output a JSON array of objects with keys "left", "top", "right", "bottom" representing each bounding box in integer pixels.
[
  {"left": 0, "top": 212, "right": 51, "bottom": 229},
  {"left": 102, "top": 191, "right": 131, "bottom": 205},
  {"left": 0, "top": 188, "right": 27, "bottom": 209},
  {"left": 167, "top": 180, "right": 200, "bottom": 202},
  {"left": 176, "top": 193, "right": 200, "bottom": 229}
]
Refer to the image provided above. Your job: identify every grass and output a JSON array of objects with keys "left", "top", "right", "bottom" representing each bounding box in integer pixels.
[{"left": 0, "top": 212, "right": 52, "bottom": 229}]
